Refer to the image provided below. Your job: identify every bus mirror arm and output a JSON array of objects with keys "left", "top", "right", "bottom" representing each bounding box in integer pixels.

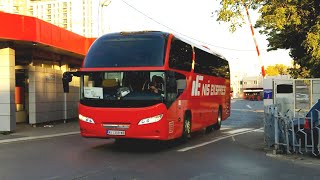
[{"left": 62, "top": 71, "right": 80, "bottom": 93}]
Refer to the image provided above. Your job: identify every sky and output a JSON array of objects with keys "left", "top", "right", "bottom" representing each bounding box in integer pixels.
[{"left": 94, "top": 0, "right": 293, "bottom": 77}]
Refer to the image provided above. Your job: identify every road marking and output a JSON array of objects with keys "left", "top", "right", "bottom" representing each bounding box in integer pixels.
[
  {"left": 177, "top": 128, "right": 263, "bottom": 152},
  {"left": 246, "top": 105, "right": 252, "bottom": 109},
  {"left": 232, "top": 109, "right": 264, "bottom": 113},
  {"left": 226, "top": 128, "right": 253, "bottom": 134},
  {"left": 0, "top": 131, "right": 79, "bottom": 144}
]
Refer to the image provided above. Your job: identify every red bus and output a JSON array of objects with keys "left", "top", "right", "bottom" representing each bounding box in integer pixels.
[{"left": 63, "top": 31, "right": 231, "bottom": 141}]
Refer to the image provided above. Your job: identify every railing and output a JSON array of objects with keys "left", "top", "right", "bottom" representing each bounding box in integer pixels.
[{"left": 264, "top": 102, "right": 320, "bottom": 156}]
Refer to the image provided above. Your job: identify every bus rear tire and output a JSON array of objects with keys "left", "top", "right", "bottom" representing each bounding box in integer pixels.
[
  {"left": 181, "top": 112, "right": 191, "bottom": 142},
  {"left": 213, "top": 107, "right": 222, "bottom": 130}
]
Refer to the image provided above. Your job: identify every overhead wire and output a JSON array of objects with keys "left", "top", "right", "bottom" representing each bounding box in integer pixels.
[{"left": 120, "top": 0, "right": 268, "bottom": 52}]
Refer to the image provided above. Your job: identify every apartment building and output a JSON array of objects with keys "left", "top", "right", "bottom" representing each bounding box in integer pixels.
[
  {"left": 0, "top": 0, "right": 28, "bottom": 14},
  {"left": 29, "top": 0, "right": 94, "bottom": 37},
  {"left": 0, "top": 0, "right": 94, "bottom": 37}
]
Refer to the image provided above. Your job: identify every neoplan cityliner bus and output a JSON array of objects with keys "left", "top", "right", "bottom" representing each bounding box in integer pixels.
[{"left": 62, "top": 31, "right": 231, "bottom": 141}]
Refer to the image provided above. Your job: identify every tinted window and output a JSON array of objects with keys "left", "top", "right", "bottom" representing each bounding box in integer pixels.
[
  {"left": 169, "top": 38, "right": 193, "bottom": 71},
  {"left": 277, "top": 84, "right": 293, "bottom": 93},
  {"left": 80, "top": 71, "right": 166, "bottom": 108},
  {"left": 84, "top": 33, "right": 166, "bottom": 68},
  {"left": 194, "top": 47, "right": 230, "bottom": 78},
  {"left": 165, "top": 71, "right": 186, "bottom": 108}
]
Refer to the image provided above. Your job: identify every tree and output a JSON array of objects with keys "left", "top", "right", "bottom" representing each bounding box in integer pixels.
[
  {"left": 216, "top": 0, "right": 320, "bottom": 77},
  {"left": 287, "top": 64, "right": 310, "bottom": 79},
  {"left": 265, "top": 64, "right": 289, "bottom": 76}
]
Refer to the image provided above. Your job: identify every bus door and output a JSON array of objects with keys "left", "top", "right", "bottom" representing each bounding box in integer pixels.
[{"left": 166, "top": 71, "right": 189, "bottom": 138}]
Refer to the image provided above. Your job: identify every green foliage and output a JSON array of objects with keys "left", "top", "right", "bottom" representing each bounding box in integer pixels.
[
  {"left": 287, "top": 64, "right": 311, "bottom": 78},
  {"left": 216, "top": 0, "right": 320, "bottom": 77},
  {"left": 265, "top": 64, "right": 289, "bottom": 76}
]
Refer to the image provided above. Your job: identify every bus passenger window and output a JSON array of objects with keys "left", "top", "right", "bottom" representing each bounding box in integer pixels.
[{"left": 169, "top": 38, "right": 193, "bottom": 72}]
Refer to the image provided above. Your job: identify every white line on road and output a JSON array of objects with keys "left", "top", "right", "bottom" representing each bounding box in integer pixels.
[
  {"left": 246, "top": 105, "right": 252, "bottom": 109},
  {"left": 177, "top": 128, "right": 263, "bottom": 152},
  {"left": 0, "top": 131, "right": 79, "bottom": 144},
  {"left": 226, "top": 128, "right": 253, "bottom": 134}
]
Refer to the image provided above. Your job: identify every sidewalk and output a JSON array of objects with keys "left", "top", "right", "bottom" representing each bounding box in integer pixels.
[{"left": 0, "top": 119, "right": 80, "bottom": 144}]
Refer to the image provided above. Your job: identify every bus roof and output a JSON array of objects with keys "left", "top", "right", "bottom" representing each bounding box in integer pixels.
[
  {"left": 113, "top": 31, "right": 227, "bottom": 61},
  {"left": 171, "top": 33, "right": 227, "bottom": 61}
]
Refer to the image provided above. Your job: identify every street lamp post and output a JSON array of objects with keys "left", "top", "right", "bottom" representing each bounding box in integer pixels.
[{"left": 98, "top": 0, "right": 112, "bottom": 36}]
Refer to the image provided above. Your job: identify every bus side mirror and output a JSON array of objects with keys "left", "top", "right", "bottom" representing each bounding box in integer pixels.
[{"left": 62, "top": 72, "right": 73, "bottom": 93}]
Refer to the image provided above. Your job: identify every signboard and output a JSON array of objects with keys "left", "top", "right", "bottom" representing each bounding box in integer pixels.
[
  {"left": 264, "top": 89, "right": 273, "bottom": 99},
  {"left": 84, "top": 87, "right": 103, "bottom": 99}
]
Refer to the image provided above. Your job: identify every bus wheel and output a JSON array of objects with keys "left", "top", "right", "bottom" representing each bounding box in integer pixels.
[
  {"left": 213, "top": 107, "right": 222, "bottom": 130},
  {"left": 182, "top": 112, "right": 191, "bottom": 142}
]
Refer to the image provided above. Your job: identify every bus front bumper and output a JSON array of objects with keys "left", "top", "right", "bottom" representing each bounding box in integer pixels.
[{"left": 79, "top": 119, "right": 169, "bottom": 140}]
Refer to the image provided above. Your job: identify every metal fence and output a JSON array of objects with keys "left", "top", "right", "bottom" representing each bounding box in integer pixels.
[
  {"left": 274, "top": 79, "right": 320, "bottom": 117},
  {"left": 264, "top": 101, "right": 320, "bottom": 156}
]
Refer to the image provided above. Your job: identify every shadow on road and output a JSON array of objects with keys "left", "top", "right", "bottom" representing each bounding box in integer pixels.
[
  {"left": 91, "top": 139, "right": 179, "bottom": 153},
  {"left": 89, "top": 99, "right": 265, "bottom": 154},
  {"left": 90, "top": 129, "right": 222, "bottom": 154}
]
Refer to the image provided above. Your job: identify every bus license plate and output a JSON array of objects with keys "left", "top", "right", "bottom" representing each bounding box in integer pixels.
[{"left": 107, "top": 130, "right": 125, "bottom": 136}]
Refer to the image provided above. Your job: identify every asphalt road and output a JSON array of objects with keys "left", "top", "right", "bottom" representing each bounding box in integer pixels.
[{"left": 1, "top": 99, "right": 320, "bottom": 180}]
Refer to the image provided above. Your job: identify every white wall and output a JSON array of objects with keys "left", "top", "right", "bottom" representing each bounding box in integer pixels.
[
  {"left": 28, "top": 66, "right": 79, "bottom": 124},
  {"left": 0, "top": 48, "right": 16, "bottom": 131}
]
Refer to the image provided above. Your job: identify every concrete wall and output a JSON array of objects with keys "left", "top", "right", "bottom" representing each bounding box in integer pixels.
[
  {"left": 28, "top": 66, "right": 79, "bottom": 124},
  {"left": 65, "top": 74, "right": 80, "bottom": 120},
  {"left": 312, "top": 80, "right": 320, "bottom": 105},
  {"left": 0, "top": 48, "right": 16, "bottom": 131}
]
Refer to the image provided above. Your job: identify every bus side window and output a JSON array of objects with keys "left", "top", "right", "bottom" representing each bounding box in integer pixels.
[
  {"left": 166, "top": 72, "right": 177, "bottom": 93},
  {"left": 176, "top": 79, "right": 186, "bottom": 96},
  {"left": 166, "top": 71, "right": 186, "bottom": 108},
  {"left": 169, "top": 38, "right": 193, "bottom": 72}
]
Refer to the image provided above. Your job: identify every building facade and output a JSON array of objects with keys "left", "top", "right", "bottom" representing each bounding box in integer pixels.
[
  {"left": 0, "top": 0, "right": 29, "bottom": 14},
  {"left": 0, "top": 0, "right": 94, "bottom": 37},
  {"left": 0, "top": 11, "right": 95, "bottom": 132},
  {"left": 241, "top": 76, "right": 264, "bottom": 100}
]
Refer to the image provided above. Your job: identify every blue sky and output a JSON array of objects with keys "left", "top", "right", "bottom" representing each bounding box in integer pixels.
[{"left": 94, "top": 0, "right": 292, "bottom": 77}]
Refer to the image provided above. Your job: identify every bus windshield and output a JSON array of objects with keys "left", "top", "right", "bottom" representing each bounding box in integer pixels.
[
  {"left": 80, "top": 71, "right": 166, "bottom": 107},
  {"left": 83, "top": 33, "right": 166, "bottom": 68}
]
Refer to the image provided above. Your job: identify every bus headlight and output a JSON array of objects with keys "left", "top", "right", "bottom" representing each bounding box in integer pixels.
[
  {"left": 138, "top": 114, "right": 163, "bottom": 125},
  {"left": 79, "top": 114, "right": 95, "bottom": 124}
]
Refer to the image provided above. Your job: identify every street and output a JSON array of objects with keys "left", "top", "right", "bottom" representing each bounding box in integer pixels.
[{"left": 1, "top": 99, "right": 320, "bottom": 180}]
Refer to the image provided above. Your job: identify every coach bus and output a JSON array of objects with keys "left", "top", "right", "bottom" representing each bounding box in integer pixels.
[{"left": 62, "top": 31, "right": 230, "bottom": 141}]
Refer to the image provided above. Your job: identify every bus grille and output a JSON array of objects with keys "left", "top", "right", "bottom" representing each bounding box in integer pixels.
[{"left": 102, "top": 124, "right": 130, "bottom": 130}]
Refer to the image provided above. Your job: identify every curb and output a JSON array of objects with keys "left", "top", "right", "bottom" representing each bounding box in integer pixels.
[{"left": 0, "top": 131, "right": 80, "bottom": 144}]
